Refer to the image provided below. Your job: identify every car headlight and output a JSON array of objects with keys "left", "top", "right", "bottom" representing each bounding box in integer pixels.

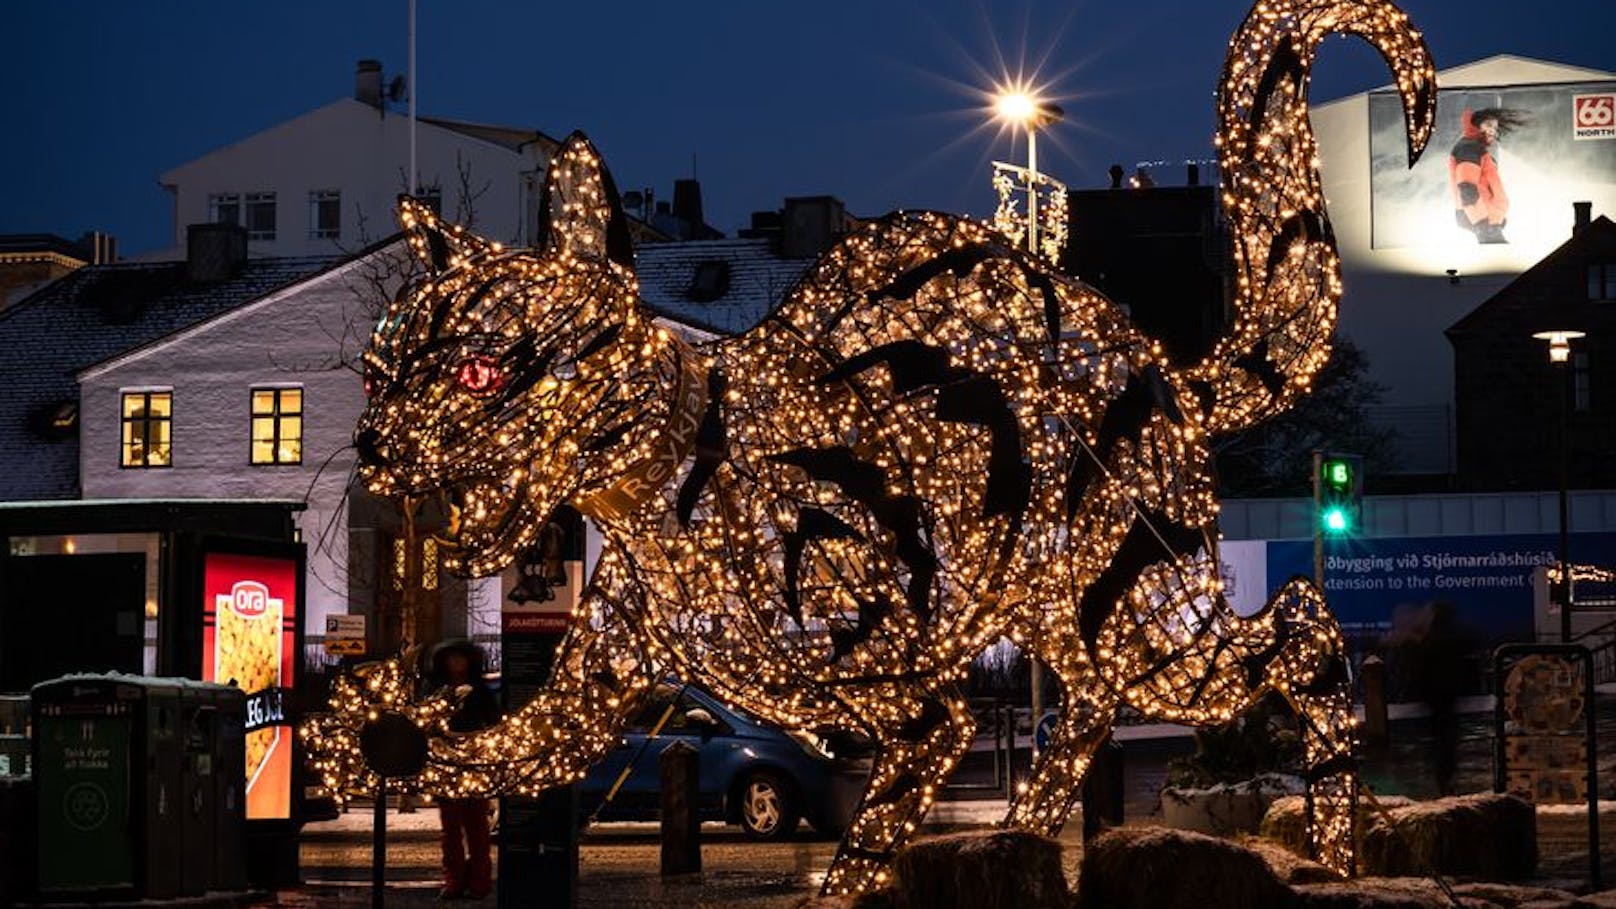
[{"left": 788, "top": 729, "right": 833, "bottom": 760}]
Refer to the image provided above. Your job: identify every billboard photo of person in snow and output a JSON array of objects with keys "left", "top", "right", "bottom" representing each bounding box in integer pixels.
[{"left": 1369, "top": 80, "right": 1616, "bottom": 268}]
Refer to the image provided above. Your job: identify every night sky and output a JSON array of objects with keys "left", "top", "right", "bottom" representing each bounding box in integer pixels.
[{"left": 4, "top": 0, "right": 1611, "bottom": 256}]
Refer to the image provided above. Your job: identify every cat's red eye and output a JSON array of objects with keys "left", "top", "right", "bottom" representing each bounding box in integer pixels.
[
  {"left": 363, "top": 364, "right": 384, "bottom": 399},
  {"left": 456, "top": 355, "right": 504, "bottom": 396}
]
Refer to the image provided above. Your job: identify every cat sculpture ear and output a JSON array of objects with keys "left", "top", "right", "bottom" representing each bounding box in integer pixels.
[
  {"left": 536, "top": 131, "right": 635, "bottom": 270},
  {"left": 397, "top": 194, "right": 496, "bottom": 275}
]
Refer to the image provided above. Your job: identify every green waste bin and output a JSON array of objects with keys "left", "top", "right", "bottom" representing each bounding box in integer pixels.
[
  {"left": 33, "top": 676, "right": 140, "bottom": 897},
  {"left": 31, "top": 674, "right": 185, "bottom": 899}
]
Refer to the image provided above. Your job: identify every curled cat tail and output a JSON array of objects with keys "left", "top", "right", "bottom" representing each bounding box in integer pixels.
[{"left": 1185, "top": 0, "right": 1436, "bottom": 435}]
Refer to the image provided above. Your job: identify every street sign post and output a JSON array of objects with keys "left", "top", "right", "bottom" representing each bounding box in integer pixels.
[{"left": 324, "top": 615, "right": 367, "bottom": 657}]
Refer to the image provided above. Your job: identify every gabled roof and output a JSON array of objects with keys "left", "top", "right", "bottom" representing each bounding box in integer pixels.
[
  {"left": 1435, "top": 55, "right": 1615, "bottom": 87},
  {"left": 160, "top": 99, "right": 555, "bottom": 185},
  {"left": 635, "top": 238, "right": 816, "bottom": 336},
  {"left": 1316, "top": 54, "right": 1616, "bottom": 110},
  {"left": 0, "top": 256, "right": 336, "bottom": 500},
  {"left": 0, "top": 234, "right": 94, "bottom": 261},
  {"left": 1447, "top": 216, "right": 1616, "bottom": 336},
  {"left": 418, "top": 116, "right": 559, "bottom": 155}
]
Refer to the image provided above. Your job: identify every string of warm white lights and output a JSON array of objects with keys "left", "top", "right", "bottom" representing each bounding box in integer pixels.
[
  {"left": 1548, "top": 563, "right": 1616, "bottom": 585},
  {"left": 991, "top": 162, "right": 1069, "bottom": 263},
  {"left": 306, "top": 0, "right": 1437, "bottom": 892}
]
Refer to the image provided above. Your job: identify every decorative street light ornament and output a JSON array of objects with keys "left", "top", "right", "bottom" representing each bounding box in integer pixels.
[
  {"left": 307, "top": 0, "right": 1436, "bottom": 893},
  {"left": 992, "top": 161, "right": 1069, "bottom": 264},
  {"left": 1532, "top": 329, "right": 1585, "bottom": 364}
]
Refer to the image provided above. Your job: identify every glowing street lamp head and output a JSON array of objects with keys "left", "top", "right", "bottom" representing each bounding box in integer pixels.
[
  {"left": 996, "top": 91, "right": 1038, "bottom": 124},
  {"left": 993, "top": 86, "right": 1064, "bottom": 129},
  {"left": 1532, "top": 329, "right": 1585, "bottom": 364}
]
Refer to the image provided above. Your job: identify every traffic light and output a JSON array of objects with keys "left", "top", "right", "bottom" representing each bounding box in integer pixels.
[{"left": 1315, "top": 453, "right": 1363, "bottom": 536}]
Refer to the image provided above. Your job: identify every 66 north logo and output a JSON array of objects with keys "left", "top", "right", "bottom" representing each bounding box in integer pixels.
[{"left": 1573, "top": 94, "right": 1616, "bottom": 140}]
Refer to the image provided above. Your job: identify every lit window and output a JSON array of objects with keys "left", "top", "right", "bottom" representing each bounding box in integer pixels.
[
  {"left": 209, "top": 193, "right": 241, "bottom": 226},
  {"left": 1589, "top": 263, "right": 1616, "bottom": 301},
  {"left": 309, "top": 190, "right": 341, "bottom": 240},
  {"left": 251, "top": 387, "right": 303, "bottom": 465},
  {"left": 389, "top": 536, "right": 438, "bottom": 591},
  {"left": 121, "top": 391, "right": 172, "bottom": 468},
  {"left": 245, "top": 192, "right": 277, "bottom": 241},
  {"left": 422, "top": 537, "right": 439, "bottom": 591}
]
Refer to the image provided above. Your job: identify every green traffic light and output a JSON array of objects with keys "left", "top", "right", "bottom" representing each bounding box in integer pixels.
[
  {"left": 1322, "top": 506, "right": 1350, "bottom": 534},
  {"left": 1325, "top": 460, "right": 1350, "bottom": 488}
]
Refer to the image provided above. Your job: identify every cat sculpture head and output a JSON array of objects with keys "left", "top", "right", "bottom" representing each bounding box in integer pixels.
[{"left": 356, "top": 133, "right": 688, "bottom": 577}]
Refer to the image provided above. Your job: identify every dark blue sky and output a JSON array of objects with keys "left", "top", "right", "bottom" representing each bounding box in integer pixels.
[{"left": 4, "top": 0, "right": 1610, "bottom": 256}]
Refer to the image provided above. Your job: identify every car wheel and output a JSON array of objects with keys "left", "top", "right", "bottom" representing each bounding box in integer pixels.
[{"left": 737, "top": 771, "right": 800, "bottom": 840}]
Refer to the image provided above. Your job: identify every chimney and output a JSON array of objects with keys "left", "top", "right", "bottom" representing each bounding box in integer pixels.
[
  {"left": 672, "top": 179, "right": 705, "bottom": 230},
  {"left": 77, "top": 231, "right": 117, "bottom": 264},
  {"left": 355, "top": 59, "right": 383, "bottom": 107},
  {"left": 186, "top": 224, "right": 248, "bottom": 283},
  {"left": 1187, "top": 162, "right": 1200, "bottom": 187},
  {"left": 1573, "top": 201, "right": 1592, "bottom": 234},
  {"left": 781, "top": 196, "right": 846, "bottom": 258}
]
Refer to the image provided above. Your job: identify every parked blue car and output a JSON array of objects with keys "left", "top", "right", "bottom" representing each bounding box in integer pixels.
[{"left": 577, "top": 682, "right": 870, "bottom": 839}]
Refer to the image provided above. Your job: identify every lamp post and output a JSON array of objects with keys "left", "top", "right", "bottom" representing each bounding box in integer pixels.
[
  {"left": 994, "top": 90, "right": 1064, "bottom": 257},
  {"left": 1532, "top": 329, "right": 1584, "bottom": 643},
  {"left": 994, "top": 89, "right": 1064, "bottom": 757}
]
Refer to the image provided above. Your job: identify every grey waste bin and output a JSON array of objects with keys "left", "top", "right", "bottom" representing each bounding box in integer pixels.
[
  {"left": 180, "top": 683, "right": 218, "bottom": 896},
  {"left": 210, "top": 683, "right": 249, "bottom": 891}
]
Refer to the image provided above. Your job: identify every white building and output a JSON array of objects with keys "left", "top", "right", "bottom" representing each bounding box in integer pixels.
[
  {"left": 157, "top": 60, "right": 559, "bottom": 259},
  {"left": 60, "top": 214, "right": 825, "bottom": 660},
  {"left": 1312, "top": 55, "right": 1616, "bottom": 472},
  {"left": 75, "top": 234, "right": 406, "bottom": 644}
]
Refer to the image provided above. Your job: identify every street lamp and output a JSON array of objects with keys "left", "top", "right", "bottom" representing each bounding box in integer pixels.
[
  {"left": 996, "top": 87, "right": 1065, "bottom": 753},
  {"left": 994, "top": 88, "right": 1064, "bottom": 257},
  {"left": 1532, "top": 329, "right": 1584, "bottom": 642}
]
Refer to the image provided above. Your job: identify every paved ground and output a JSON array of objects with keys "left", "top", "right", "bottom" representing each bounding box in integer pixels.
[{"left": 271, "top": 695, "right": 1616, "bottom": 908}]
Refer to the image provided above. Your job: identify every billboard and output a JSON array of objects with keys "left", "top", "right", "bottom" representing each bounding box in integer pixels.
[
  {"left": 1245, "top": 531, "right": 1616, "bottom": 645},
  {"left": 201, "top": 551, "right": 299, "bottom": 820},
  {"left": 1369, "top": 81, "right": 1616, "bottom": 262}
]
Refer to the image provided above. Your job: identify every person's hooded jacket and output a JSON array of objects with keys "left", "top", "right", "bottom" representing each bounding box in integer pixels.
[{"left": 429, "top": 639, "right": 502, "bottom": 733}]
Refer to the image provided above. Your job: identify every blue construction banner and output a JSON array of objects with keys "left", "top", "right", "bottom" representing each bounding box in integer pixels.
[{"left": 1262, "top": 532, "right": 1616, "bottom": 645}]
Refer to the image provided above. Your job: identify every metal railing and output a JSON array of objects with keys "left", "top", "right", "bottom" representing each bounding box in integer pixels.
[
  {"left": 946, "top": 698, "right": 1019, "bottom": 802},
  {"left": 1572, "top": 615, "right": 1616, "bottom": 685}
]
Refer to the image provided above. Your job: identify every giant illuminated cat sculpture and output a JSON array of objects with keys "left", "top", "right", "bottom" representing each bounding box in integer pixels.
[{"left": 326, "top": 0, "right": 1434, "bottom": 892}]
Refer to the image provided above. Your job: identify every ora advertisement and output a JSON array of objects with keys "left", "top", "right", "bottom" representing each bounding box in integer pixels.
[{"left": 202, "top": 552, "right": 298, "bottom": 820}]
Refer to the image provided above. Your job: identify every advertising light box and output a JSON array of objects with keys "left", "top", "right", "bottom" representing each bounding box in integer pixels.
[
  {"left": 201, "top": 550, "right": 299, "bottom": 821},
  {"left": 1369, "top": 80, "right": 1616, "bottom": 269}
]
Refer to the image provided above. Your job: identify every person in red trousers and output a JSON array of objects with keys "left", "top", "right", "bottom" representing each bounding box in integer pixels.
[
  {"left": 430, "top": 640, "right": 501, "bottom": 900},
  {"left": 1448, "top": 107, "right": 1528, "bottom": 244}
]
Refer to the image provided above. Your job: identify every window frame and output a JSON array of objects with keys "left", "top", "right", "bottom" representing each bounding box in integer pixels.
[
  {"left": 308, "top": 189, "right": 341, "bottom": 240},
  {"left": 119, "top": 388, "right": 173, "bottom": 469},
  {"left": 1589, "top": 263, "right": 1616, "bottom": 301},
  {"left": 249, "top": 385, "right": 304, "bottom": 466},
  {"left": 208, "top": 192, "right": 241, "bottom": 226},
  {"left": 244, "top": 192, "right": 277, "bottom": 241}
]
